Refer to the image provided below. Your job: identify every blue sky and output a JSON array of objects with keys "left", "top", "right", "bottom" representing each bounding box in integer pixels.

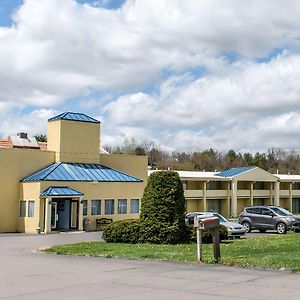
[
  {"left": 0, "top": 0, "right": 22, "bottom": 26},
  {"left": 1, "top": 0, "right": 300, "bottom": 153}
]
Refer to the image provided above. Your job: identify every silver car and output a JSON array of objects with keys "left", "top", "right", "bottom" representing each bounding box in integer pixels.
[
  {"left": 185, "top": 212, "right": 246, "bottom": 238},
  {"left": 238, "top": 205, "right": 300, "bottom": 234}
]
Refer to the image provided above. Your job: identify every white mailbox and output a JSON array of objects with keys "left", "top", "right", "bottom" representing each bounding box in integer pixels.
[
  {"left": 194, "top": 215, "right": 220, "bottom": 263},
  {"left": 194, "top": 215, "right": 219, "bottom": 229}
]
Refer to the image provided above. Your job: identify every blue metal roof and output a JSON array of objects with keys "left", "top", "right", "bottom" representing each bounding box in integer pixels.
[
  {"left": 48, "top": 112, "right": 100, "bottom": 123},
  {"left": 216, "top": 167, "right": 254, "bottom": 177},
  {"left": 21, "top": 163, "right": 143, "bottom": 182},
  {"left": 41, "top": 187, "right": 83, "bottom": 197}
]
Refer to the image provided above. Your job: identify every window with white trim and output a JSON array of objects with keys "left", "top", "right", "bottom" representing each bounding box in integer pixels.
[
  {"left": 91, "top": 200, "right": 101, "bottom": 215},
  {"left": 82, "top": 200, "right": 88, "bottom": 216},
  {"left": 105, "top": 199, "right": 115, "bottom": 215},
  {"left": 130, "top": 199, "right": 139, "bottom": 214},
  {"left": 118, "top": 199, "right": 127, "bottom": 214},
  {"left": 19, "top": 201, "right": 26, "bottom": 217},
  {"left": 28, "top": 201, "right": 35, "bottom": 217}
]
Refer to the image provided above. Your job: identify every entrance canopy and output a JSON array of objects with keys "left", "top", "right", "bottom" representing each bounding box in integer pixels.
[{"left": 41, "top": 186, "right": 83, "bottom": 197}]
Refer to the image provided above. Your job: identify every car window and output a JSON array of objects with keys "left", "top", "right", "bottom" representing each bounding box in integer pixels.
[
  {"left": 270, "top": 207, "right": 291, "bottom": 216},
  {"left": 214, "top": 213, "right": 227, "bottom": 222},
  {"left": 246, "top": 207, "right": 261, "bottom": 214},
  {"left": 262, "top": 208, "right": 273, "bottom": 216}
]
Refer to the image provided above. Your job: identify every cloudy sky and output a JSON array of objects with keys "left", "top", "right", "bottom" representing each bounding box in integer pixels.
[{"left": 1, "top": 0, "right": 300, "bottom": 152}]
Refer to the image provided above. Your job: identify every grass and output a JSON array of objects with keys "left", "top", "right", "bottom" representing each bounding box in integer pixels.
[{"left": 44, "top": 232, "right": 300, "bottom": 271}]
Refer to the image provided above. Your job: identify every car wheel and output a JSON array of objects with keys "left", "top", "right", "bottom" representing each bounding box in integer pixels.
[
  {"left": 242, "top": 221, "right": 251, "bottom": 233},
  {"left": 276, "top": 222, "right": 287, "bottom": 234},
  {"left": 259, "top": 229, "right": 267, "bottom": 233}
]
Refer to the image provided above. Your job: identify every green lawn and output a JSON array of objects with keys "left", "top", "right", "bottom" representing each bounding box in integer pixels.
[{"left": 44, "top": 232, "right": 300, "bottom": 271}]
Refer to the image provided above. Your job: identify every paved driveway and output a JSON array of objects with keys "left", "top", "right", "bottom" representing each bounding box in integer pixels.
[{"left": 0, "top": 232, "right": 300, "bottom": 300}]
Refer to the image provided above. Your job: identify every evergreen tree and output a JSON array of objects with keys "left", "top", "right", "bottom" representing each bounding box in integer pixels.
[{"left": 139, "top": 171, "right": 189, "bottom": 244}]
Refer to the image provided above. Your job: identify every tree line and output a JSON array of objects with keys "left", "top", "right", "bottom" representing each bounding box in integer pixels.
[{"left": 104, "top": 138, "right": 300, "bottom": 174}]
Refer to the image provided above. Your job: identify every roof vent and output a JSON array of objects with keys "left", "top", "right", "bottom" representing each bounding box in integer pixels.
[{"left": 17, "top": 132, "right": 28, "bottom": 139}]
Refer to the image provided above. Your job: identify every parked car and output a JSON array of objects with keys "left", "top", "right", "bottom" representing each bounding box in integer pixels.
[
  {"left": 238, "top": 205, "right": 300, "bottom": 234},
  {"left": 185, "top": 211, "right": 247, "bottom": 238}
]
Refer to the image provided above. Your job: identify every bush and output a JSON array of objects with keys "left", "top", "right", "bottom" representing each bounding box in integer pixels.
[
  {"left": 190, "top": 224, "right": 228, "bottom": 244},
  {"left": 103, "top": 219, "right": 141, "bottom": 243},
  {"left": 139, "top": 171, "right": 190, "bottom": 244}
]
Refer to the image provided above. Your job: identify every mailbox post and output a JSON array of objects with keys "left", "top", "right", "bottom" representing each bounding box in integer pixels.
[{"left": 194, "top": 215, "right": 220, "bottom": 263}]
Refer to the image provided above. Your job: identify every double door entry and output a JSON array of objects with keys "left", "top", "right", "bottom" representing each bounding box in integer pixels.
[{"left": 50, "top": 199, "right": 78, "bottom": 231}]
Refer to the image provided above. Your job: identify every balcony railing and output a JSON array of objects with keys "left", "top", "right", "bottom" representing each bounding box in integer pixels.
[
  {"left": 206, "top": 190, "right": 228, "bottom": 198},
  {"left": 252, "top": 190, "right": 271, "bottom": 197},
  {"left": 184, "top": 190, "right": 203, "bottom": 198},
  {"left": 237, "top": 190, "right": 250, "bottom": 197}
]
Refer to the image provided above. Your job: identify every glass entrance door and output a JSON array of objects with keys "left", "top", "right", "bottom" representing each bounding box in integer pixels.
[{"left": 51, "top": 202, "right": 58, "bottom": 229}]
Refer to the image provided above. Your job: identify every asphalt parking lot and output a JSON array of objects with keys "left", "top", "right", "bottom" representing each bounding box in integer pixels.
[{"left": 0, "top": 231, "right": 300, "bottom": 299}]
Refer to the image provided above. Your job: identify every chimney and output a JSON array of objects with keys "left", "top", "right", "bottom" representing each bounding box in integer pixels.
[{"left": 17, "top": 132, "right": 28, "bottom": 139}]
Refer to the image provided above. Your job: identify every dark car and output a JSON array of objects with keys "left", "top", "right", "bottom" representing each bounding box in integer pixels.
[{"left": 238, "top": 205, "right": 300, "bottom": 234}]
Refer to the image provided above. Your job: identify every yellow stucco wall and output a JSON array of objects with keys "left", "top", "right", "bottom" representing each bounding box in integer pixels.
[
  {"left": 0, "top": 148, "right": 55, "bottom": 232},
  {"left": 37, "top": 180, "right": 145, "bottom": 231},
  {"left": 19, "top": 182, "right": 41, "bottom": 233},
  {"left": 48, "top": 120, "right": 100, "bottom": 163},
  {"left": 100, "top": 154, "right": 148, "bottom": 182}
]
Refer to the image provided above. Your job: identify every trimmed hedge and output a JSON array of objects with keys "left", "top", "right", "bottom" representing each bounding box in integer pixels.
[
  {"left": 103, "top": 220, "right": 228, "bottom": 244},
  {"left": 102, "top": 219, "right": 141, "bottom": 243}
]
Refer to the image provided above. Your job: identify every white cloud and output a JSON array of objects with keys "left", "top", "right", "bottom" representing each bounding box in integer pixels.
[
  {"left": 1, "top": 0, "right": 300, "bottom": 107},
  {"left": 0, "top": 109, "right": 57, "bottom": 137},
  {"left": 1, "top": 0, "right": 300, "bottom": 151},
  {"left": 103, "top": 53, "right": 300, "bottom": 152}
]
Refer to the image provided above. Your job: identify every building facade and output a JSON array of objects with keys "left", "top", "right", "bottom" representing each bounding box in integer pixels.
[
  {"left": 0, "top": 112, "right": 147, "bottom": 234},
  {"left": 150, "top": 167, "right": 300, "bottom": 218}
]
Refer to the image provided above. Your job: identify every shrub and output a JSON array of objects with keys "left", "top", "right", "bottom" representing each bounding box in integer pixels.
[
  {"left": 190, "top": 224, "right": 228, "bottom": 244},
  {"left": 103, "top": 219, "right": 141, "bottom": 243},
  {"left": 139, "top": 171, "right": 190, "bottom": 244}
]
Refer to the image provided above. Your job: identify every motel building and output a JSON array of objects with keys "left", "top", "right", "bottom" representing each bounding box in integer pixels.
[
  {"left": 1, "top": 112, "right": 300, "bottom": 235},
  {"left": 0, "top": 112, "right": 147, "bottom": 234},
  {"left": 149, "top": 167, "right": 300, "bottom": 218}
]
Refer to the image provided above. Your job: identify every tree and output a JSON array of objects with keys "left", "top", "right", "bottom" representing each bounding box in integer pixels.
[
  {"left": 34, "top": 134, "right": 47, "bottom": 142},
  {"left": 139, "top": 171, "right": 189, "bottom": 244},
  {"left": 243, "top": 152, "right": 254, "bottom": 166}
]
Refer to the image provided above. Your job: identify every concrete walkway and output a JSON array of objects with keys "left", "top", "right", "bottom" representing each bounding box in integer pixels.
[{"left": 0, "top": 232, "right": 299, "bottom": 299}]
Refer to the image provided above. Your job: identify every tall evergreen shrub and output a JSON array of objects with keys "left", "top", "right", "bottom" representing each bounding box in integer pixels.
[{"left": 139, "top": 171, "right": 189, "bottom": 244}]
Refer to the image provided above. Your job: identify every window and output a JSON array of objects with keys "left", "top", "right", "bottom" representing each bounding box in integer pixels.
[
  {"left": 82, "top": 200, "right": 88, "bottom": 216},
  {"left": 246, "top": 207, "right": 261, "bottom": 215},
  {"left": 118, "top": 199, "right": 127, "bottom": 214},
  {"left": 207, "top": 181, "right": 222, "bottom": 190},
  {"left": 292, "top": 198, "right": 300, "bottom": 213},
  {"left": 261, "top": 208, "right": 272, "bottom": 216},
  {"left": 130, "top": 199, "right": 140, "bottom": 214},
  {"left": 19, "top": 201, "right": 26, "bottom": 217},
  {"left": 91, "top": 200, "right": 101, "bottom": 215},
  {"left": 207, "top": 199, "right": 221, "bottom": 213},
  {"left": 293, "top": 183, "right": 300, "bottom": 190},
  {"left": 28, "top": 201, "right": 35, "bottom": 217},
  {"left": 105, "top": 199, "right": 115, "bottom": 215},
  {"left": 253, "top": 182, "right": 268, "bottom": 190}
]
